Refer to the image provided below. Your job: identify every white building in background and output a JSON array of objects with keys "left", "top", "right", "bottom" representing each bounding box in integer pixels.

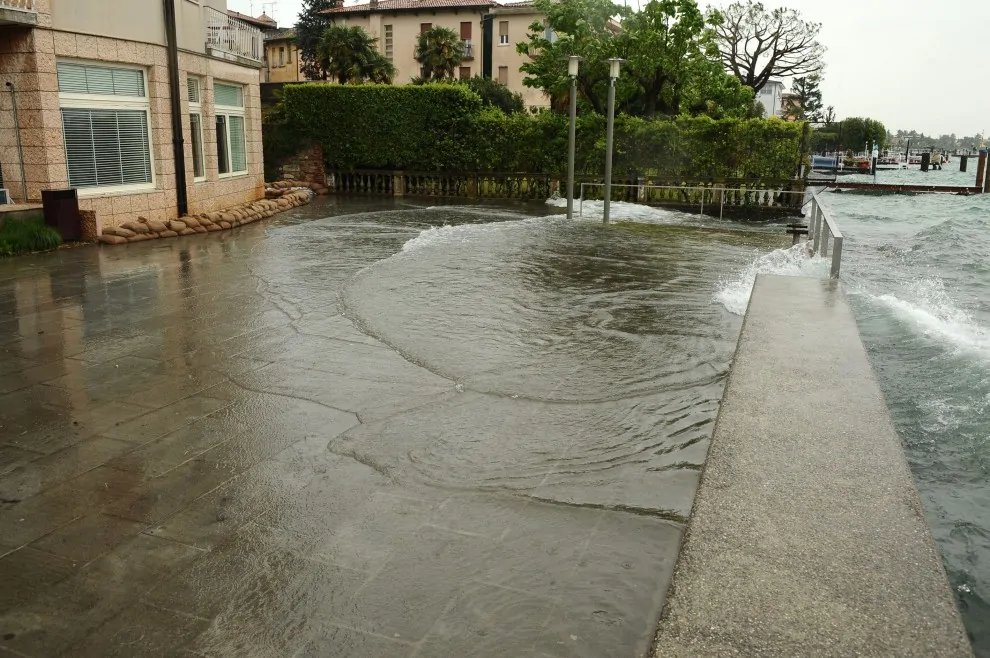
[{"left": 756, "top": 80, "right": 785, "bottom": 118}]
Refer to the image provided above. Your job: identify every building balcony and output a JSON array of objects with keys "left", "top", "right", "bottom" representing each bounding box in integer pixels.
[
  {"left": 413, "top": 40, "right": 474, "bottom": 60},
  {"left": 205, "top": 6, "right": 263, "bottom": 67},
  {"left": 0, "top": 0, "right": 38, "bottom": 26}
]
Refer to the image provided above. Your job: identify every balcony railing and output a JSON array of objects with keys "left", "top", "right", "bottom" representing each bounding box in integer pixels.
[
  {"left": 0, "top": 0, "right": 35, "bottom": 10},
  {"left": 412, "top": 40, "right": 475, "bottom": 60},
  {"left": 0, "top": 0, "right": 38, "bottom": 26},
  {"left": 205, "top": 7, "right": 263, "bottom": 64}
]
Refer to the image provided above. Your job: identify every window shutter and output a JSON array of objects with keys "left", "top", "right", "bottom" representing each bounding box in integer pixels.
[
  {"left": 215, "top": 83, "right": 243, "bottom": 107},
  {"left": 228, "top": 115, "right": 247, "bottom": 173},
  {"left": 187, "top": 77, "right": 201, "bottom": 104},
  {"left": 62, "top": 108, "right": 152, "bottom": 189},
  {"left": 57, "top": 62, "right": 145, "bottom": 97}
]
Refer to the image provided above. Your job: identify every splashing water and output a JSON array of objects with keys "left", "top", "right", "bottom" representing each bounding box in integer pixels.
[{"left": 713, "top": 242, "right": 829, "bottom": 316}]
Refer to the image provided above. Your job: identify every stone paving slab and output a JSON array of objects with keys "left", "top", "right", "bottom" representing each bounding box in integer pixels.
[{"left": 0, "top": 201, "right": 686, "bottom": 657}]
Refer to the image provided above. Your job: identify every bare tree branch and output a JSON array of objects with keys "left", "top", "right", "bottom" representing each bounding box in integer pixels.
[{"left": 711, "top": 1, "right": 825, "bottom": 93}]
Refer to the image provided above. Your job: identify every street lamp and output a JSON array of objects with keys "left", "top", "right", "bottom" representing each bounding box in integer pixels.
[
  {"left": 566, "top": 55, "right": 582, "bottom": 220},
  {"left": 602, "top": 57, "right": 623, "bottom": 224}
]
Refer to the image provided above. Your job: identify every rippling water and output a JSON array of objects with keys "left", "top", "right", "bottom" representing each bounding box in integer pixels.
[
  {"left": 334, "top": 201, "right": 784, "bottom": 518},
  {"left": 714, "top": 183, "right": 990, "bottom": 655}
]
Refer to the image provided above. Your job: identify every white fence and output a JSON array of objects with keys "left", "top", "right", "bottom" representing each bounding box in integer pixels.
[
  {"left": 807, "top": 188, "right": 843, "bottom": 278},
  {"left": 205, "top": 7, "right": 263, "bottom": 63}
]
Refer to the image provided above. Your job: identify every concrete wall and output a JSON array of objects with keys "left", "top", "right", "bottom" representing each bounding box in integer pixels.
[
  {"left": 653, "top": 275, "right": 972, "bottom": 657},
  {"left": 0, "top": 25, "right": 263, "bottom": 231}
]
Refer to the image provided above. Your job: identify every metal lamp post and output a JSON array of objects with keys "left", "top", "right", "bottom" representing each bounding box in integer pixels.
[
  {"left": 566, "top": 55, "right": 581, "bottom": 220},
  {"left": 602, "top": 58, "right": 623, "bottom": 224}
]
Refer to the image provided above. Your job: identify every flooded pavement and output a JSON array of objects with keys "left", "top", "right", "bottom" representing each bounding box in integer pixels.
[{"left": 0, "top": 197, "right": 784, "bottom": 657}]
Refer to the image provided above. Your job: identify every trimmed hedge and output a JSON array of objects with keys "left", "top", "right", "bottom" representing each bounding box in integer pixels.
[
  {"left": 277, "top": 83, "right": 805, "bottom": 179},
  {"left": 283, "top": 83, "right": 481, "bottom": 171}
]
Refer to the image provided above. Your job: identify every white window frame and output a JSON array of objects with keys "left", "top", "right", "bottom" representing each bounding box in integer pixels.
[
  {"left": 187, "top": 75, "right": 206, "bottom": 182},
  {"left": 214, "top": 82, "right": 248, "bottom": 179},
  {"left": 498, "top": 21, "right": 509, "bottom": 45},
  {"left": 57, "top": 59, "right": 156, "bottom": 197}
]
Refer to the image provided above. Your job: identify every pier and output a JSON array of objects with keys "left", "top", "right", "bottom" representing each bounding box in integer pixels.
[{"left": 653, "top": 275, "right": 972, "bottom": 657}]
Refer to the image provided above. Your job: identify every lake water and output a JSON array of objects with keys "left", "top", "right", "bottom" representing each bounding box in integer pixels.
[{"left": 719, "top": 179, "right": 990, "bottom": 655}]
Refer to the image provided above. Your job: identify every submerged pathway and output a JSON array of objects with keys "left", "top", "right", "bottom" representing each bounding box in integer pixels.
[{"left": 0, "top": 198, "right": 704, "bottom": 657}]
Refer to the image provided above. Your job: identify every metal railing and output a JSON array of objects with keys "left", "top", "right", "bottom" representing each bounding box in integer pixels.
[
  {"left": 0, "top": 0, "right": 35, "bottom": 10},
  {"left": 206, "top": 7, "right": 263, "bottom": 63},
  {"left": 579, "top": 182, "right": 807, "bottom": 220},
  {"left": 806, "top": 188, "right": 843, "bottom": 278}
]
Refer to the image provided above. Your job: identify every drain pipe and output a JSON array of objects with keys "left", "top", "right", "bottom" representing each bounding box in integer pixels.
[
  {"left": 4, "top": 82, "right": 28, "bottom": 204},
  {"left": 163, "top": 0, "right": 189, "bottom": 216}
]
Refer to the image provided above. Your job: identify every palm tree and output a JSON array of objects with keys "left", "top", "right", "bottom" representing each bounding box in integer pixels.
[
  {"left": 317, "top": 25, "right": 396, "bottom": 84},
  {"left": 414, "top": 27, "right": 465, "bottom": 80}
]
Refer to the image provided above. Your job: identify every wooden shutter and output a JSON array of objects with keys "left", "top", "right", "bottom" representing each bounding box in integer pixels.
[{"left": 460, "top": 22, "right": 471, "bottom": 39}]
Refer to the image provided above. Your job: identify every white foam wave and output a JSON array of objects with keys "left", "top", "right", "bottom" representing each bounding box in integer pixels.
[
  {"left": 713, "top": 242, "right": 828, "bottom": 315},
  {"left": 546, "top": 197, "right": 689, "bottom": 224},
  {"left": 871, "top": 278, "right": 990, "bottom": 357},
  {"left": 400, "top": 216, "right": 556, "bottom": 254}
]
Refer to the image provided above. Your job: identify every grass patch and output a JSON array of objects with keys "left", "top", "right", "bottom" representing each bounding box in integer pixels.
[{"left": 0, "top": 217, "right": 62, "bottom": 256}]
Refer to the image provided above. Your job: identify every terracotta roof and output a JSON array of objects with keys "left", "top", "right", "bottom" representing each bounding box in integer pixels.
[
  {"left": 322, "top": 0, "right": 498, "bottom": 15},
  {"left": 227, "top": 9, "right": 278, "bottom": 28},
  {"left": 264, "top": 27, "right": 297, "bottom": 42}
]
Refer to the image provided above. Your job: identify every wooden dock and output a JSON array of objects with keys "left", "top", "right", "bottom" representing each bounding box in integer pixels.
[{"left": 829, "top": 182, "right": 980, "bottom": 195}]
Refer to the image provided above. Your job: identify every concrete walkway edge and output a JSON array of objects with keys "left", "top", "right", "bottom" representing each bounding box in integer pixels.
[{"left": 652, "top": 274, "right": 972, "bottom": 657}]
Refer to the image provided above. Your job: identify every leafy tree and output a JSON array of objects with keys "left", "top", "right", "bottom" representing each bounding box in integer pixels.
[
  {"left": 713, "top": 1, "right": 825, "bottom": 93},
  {"left": 517, "top": 0, "right": 624, "bottom": 114},
  {"left": 317, "top": 25, "right": 395, "bottom": 84},
  {"left": 619, "top": 0, "right": 719, "bottom": 117},
  {"left": 297, "top": 0, "right": 339, "bottom": 80},
  {"left": 784, "top": 74, "right": 822, "bottom": 121},
  {"left": 462, "top": 76, "right": 525, "bottom": 113},
  {"left": 415, "top": 27, "right": 466, "bottom": 80},
  {"left": 839, "top": 117, "right": 887, "bottom": 151}
]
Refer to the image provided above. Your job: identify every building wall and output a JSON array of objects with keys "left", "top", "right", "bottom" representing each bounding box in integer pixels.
[
  {"left": 332, "top": 7, "right": 547, "bottom": 107},
  {"left": 487, "top": 8, "right": 548, "bottom": 109},
  {"left": 333, "top": 10, "right": 488, "bottom": 85},
  {"left": 0, "top": 0, "right": 263, "bottom": 231},
  {"left": 264, "top": 39, "right": 302, "bottom": 83}
]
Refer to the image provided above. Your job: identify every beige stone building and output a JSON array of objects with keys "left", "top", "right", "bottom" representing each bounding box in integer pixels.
[
  {"left": 263, "top": 28, "right": 303, "bottom": 83},
  {"left": 0, "top": 0, "right": 266, "bottom": 231},
  {"left": 322, "top": 0, "right": 550, "bottom": 108}
]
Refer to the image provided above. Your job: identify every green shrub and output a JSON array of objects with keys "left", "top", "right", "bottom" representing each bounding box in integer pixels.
[
  {"left": 280, "top": 82, "right": 805, "bottom": 179},
  {"left": 461, "top": 76, "right": 525, "bottom": 114},
  {"left": 283, "top": 83, "right": 482, "bottom": 171},
  {"left": 0, "top": 217, "right": 62, "bottom": 256}
]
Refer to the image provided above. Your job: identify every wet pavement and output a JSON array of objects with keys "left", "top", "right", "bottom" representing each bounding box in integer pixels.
[{"left": 0, "top": 198, "right": 772, "bottom": 657}]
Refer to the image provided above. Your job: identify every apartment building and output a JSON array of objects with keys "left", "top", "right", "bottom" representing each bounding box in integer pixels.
[
  {"left": 322, "top": 0, "right": 550, "bottom": 108},
  {"left": 263, "top": 28, "right": 303, "bottom": 83},
  {"left": 0, "top": 0, "right": 265, "bottom": 232}
]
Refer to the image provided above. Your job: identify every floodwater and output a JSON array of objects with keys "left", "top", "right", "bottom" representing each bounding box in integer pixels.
[
  {"left": 718, "top": 181, "right": 990, "bottom": 655},
  {"left": 0, "top": 196, "right": 785, "bottom": 656}
]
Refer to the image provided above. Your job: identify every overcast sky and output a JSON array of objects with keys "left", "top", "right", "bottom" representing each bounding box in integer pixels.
[{"left": 229, "top": 0, "right": 987, "bottom": 137}]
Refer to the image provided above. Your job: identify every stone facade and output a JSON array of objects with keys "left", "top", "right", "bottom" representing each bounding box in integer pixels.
[
  {"left": 0, "top": 0, "right": 265, "bottom": 234},
  {"left": 278, "top": 142, "right": 327, "bottom": 190}
]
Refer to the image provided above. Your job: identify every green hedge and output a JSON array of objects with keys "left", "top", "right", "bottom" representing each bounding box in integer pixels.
[{"left": 277, "top": 83, "right": 805, "bottom": 179}]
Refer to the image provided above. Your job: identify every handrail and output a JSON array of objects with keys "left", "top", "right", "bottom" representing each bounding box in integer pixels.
[
  {"left": 578, "top": 182, "right": 806, "bottom": 220},
  {"left": 205, "top": 7, "right": 263, "bottom": 63},
  {"left": 0, "top": 0, "right": 35, "bottom": 10},
  {"left": 806, "top": 188, "right": 843, "bottom": 278}
]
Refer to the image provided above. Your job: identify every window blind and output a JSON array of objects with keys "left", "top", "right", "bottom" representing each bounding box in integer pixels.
[
  {"left": 57, "top": 62, "right": 145, "bottom": 97},
  {"left": 62, "top": 108, "right": 152, "bottom": 189},
  {"left": 215, "top": 83, "right": 243, "bottom": 107},
  {"left": 187, "top": 77, "right": 201, "bottom": 104},
  {"left": 228, "top": 115, "right": 246, "bottom": 173}
]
